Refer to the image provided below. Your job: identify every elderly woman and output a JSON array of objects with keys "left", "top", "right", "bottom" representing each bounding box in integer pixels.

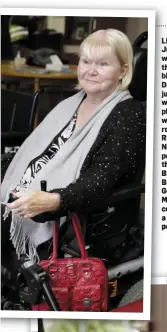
[{"left": 2, "top": 29, "right": 145, "bottom": 265}]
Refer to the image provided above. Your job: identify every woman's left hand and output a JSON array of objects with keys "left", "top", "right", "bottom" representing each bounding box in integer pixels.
[{"left": 6, "top": 191, "right": 61, "bottom": 218}]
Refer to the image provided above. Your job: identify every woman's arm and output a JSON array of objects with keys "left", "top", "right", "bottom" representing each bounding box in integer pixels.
[{"left": 51, "top": 102, "right": 146, "bottom": 214}]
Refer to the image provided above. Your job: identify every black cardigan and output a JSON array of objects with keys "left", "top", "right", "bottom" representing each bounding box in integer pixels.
[{"left": 50, "top": 98, "right": 146, "bottom": 231}]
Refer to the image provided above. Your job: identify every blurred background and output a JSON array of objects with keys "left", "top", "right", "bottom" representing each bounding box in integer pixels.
[
  {"left": 1, "top": 15, "right": 148, "bottom": 124},
  {"left": 1, "top": 15, "right": 148, "bottom": 63}
]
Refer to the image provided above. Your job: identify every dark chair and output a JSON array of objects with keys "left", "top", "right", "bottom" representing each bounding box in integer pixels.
[
  {"left": 33, "top": 85, "right": 77, "bottom": 124},
  {"left": 1, "top": 89, "right": 38, "bottom": 153},
  {"left": 1, "top": 86, "right": 76, "bottom": 181},
  {"left": 129, "top": 53, "right": 147, "bottom": 102}
]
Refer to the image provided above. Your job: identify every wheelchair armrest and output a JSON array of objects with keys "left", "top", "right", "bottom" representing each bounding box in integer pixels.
[
  {"left": 107, "top": 184, "right": 145, "bottom": 204},
  {"left": 61, "top": 184, "right": 145, "bottom": 257}
]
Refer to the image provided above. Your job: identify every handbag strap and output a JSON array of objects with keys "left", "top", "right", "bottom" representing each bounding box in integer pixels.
[
  {"left": 71, "top": 213, "right": 88, "bottom": 259},
  {"left": 52, "top": 212, "right": 88, "bottom": 260}
]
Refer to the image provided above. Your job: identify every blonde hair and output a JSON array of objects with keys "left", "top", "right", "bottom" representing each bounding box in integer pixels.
[{"left": 78, "top": 29, "right": 133, "bottom": 90}]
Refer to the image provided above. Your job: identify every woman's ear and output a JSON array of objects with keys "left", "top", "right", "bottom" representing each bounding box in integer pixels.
[{"left": 121, "top": 64, "right": 128, "bottom": 78}]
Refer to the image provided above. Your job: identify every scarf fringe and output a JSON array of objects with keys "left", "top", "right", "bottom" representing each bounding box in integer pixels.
[{"left": 3, "top": 206, "right": 39, "bottom": 264}]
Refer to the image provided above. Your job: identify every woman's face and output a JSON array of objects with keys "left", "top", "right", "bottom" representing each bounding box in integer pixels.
[{"left": 77, "top": 49, "right": 125, "bottom": 97}]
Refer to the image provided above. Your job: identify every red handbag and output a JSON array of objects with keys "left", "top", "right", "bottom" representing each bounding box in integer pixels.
[{"left": 32, "top": 213, "right": 108, "bottom": 311}]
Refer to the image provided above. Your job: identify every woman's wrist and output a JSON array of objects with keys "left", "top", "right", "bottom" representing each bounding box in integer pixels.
[{"left": 48, "top": 192, "right": 61, "bottom": 212}]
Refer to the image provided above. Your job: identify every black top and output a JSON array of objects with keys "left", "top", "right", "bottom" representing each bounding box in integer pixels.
[{"left": 49, "top": 98, "right": 146, "bottom": 231}]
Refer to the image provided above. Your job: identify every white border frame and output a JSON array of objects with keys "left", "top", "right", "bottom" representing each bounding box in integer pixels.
[{"left": 1, "top": 8, "right": 155, "bottom": 321}]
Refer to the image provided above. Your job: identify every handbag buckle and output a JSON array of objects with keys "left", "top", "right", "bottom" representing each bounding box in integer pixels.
[
  {"left": 83, "top": 297, "right": 91, "bottom": 308},
  {"left": 67, "top": 263, "right": 76, "bottom": 276},
  {"left": 82, "top": 263, "right": 92, "bottom": 278}
]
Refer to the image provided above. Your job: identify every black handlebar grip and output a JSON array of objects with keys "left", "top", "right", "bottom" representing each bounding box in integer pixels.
[
  {"left": 40, "top": 180, "right": 47, "bottom": 192},
  {"left": 8, "top": 190, "right": 18, "bottom": 203}
]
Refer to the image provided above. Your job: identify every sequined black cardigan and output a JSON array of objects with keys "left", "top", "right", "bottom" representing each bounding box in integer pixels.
[{"left": 50, "top": 98, "right": 146, "bottom": 222}]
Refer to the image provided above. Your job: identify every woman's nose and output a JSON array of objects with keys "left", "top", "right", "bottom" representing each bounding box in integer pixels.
[{"left": 88, "top": 63, "right": 98, "bottom": 74}]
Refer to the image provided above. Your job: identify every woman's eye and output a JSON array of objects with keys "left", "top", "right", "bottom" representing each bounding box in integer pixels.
[
  {"left": 99, "top": 62, "right": 108, "bottom": 67},
  {"left": 82, "top": 59, "right": 89, "bottom": 64}
]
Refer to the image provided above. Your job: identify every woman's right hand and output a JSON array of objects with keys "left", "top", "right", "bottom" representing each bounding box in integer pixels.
[{"left": 7, "top": 190, "right": 61, "bottom": 219}]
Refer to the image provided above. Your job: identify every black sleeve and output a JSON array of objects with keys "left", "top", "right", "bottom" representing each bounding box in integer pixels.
[{"left": 50, "top": 102, "right": 146, "bottom": 215}]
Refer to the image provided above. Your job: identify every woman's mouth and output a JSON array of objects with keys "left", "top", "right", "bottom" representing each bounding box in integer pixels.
[{"left": 85, "top": 80, "right": 98, "bottom": 83}]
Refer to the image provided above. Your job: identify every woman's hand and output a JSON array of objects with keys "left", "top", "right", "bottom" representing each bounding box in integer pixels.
[{"left": 6, "top": 191, "right": 61, "bottom": 219}]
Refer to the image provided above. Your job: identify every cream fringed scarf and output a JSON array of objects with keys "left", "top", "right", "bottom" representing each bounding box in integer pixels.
[{"left": 2, "top": 89, "right": 132, "bottom": 262}]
